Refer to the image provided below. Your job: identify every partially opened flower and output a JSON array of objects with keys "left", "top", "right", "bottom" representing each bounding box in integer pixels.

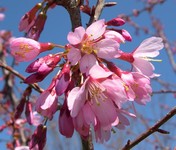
[{"left": 10, "top": 37, "right": 55, "bottom": 62}]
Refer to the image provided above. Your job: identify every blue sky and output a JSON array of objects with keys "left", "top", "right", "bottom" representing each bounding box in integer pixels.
[{"left": 1, "top": 0, "right": 176, "bottom": 149}]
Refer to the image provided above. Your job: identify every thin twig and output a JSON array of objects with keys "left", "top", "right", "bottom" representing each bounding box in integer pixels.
[{"left": 121, "top": 107, "right": 176, "bottom": 150}]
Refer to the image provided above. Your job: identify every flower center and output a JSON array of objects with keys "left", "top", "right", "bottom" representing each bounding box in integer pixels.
[{"left": 81, "top": 41, "right": 94, "bottom": 54}]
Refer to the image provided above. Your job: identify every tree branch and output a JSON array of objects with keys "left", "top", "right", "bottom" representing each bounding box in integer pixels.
[
  {"left": 121, "top": 107, "right": 176, "bottom": 150},
  {"left": 55, "top": 0, "right": 82, "bottom": 30},
  {"left": 87, "top": 0, "right": 105, "bottom": 26},
  {"left": 0, "top": 61, "right": 43, "bottom": 93}
]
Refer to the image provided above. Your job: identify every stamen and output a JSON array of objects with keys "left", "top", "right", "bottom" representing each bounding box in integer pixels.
[
  {"left": 142, "top": 57, "right": 162, "bottom": 62},
  {"left": 87, "top": 79, "right": 107, "bottom": 105},
  {"left": 15, "top": 43, "right": 33, "bottom": 58}
]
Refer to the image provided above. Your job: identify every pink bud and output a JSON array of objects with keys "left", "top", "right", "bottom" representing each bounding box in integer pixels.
[
  {"left": 14, "top": 87, "right": 32, "bottom": 119},
  {"left": 121, "top": 29, "right": 132, "bottom": 41},
  {"left": 25, "top": 101, "right": 33, "bottom": 125},
  {"left": 59, "top": 100, "right": 74, "bottom": 137},
  {"left": 55, "top": 63, "right": 70, "bottom": 96},
  {"left": 0, "top": 124, "right": 7, "bottom": 132},
  {"left": 27, "top": 12, "right": 47, "bottom": 41},
  {"left": 29, "top": 124, "right": 47, "bottom": 150},
  {"left": 14, "top": 97, "right": 26, "bottom": 119},
  {"left": 19, "top": 3, "right": 42, "bottom": 32},
  {"left": 24, "top": 54, "right": 61, "bottom": 83},
  {"left": 106, "top": 17, "right": 125, "bottom": 26},
  {"left": 24, "top": 72, "right": 50, "bottom": 84}
]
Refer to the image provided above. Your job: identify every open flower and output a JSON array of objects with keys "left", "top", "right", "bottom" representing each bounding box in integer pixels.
[
  {"left": 67, "top": 65, "right": 129, "bottom": 141},
  {"left": 67, "top": 19, "right": 120, "bottom": 74}
]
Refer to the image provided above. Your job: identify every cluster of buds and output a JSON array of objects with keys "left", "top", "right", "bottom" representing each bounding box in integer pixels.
[
  {"left": 18, "top": 1, "right": 56, "bottom": 41},
  {"left": 10, "top": 16, "right": 164, "bottom": 147}
]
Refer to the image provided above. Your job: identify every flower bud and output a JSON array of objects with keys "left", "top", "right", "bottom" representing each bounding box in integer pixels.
[
  {"left": 19, "top": 3, "right": 42, "bottom": 32},
  {"left": 106, "top": 17, "right": 125, "bottom": 26},
  {"left": 27, "top": 12, "right": 47, "bottom": 41},
  {"left": 29, "top": 124, "right": 47, "bottom": 150}
]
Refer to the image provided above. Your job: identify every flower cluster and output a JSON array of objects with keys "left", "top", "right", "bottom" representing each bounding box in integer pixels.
[{"left": 10, "top": 16, "right": 164, "bottom": 146}]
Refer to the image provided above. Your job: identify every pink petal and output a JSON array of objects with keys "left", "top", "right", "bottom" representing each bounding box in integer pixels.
[
  {"left": 101, "top": 78, "right": 128, "bottom": 107},
  {"left": 90, "top": 97, "right": 117, "bottom": 128},
  {"left": 105, "top": 30, "right": 125, "bottom": 43},
  {"left": 79, "top": 54, "right": 97, "bottom": 74},
  {"left": 132, "top": 58, "right": 155, "bottom": 77},
  {"left": 40, "top": 93, "right": 57, "bottom": 110},
  {"left": 67, "top": 80, "right": 87, "bottom": 117},
  {"left": 67, "top": 27, "right": 85, "bottom": 45},
  {"left": 82, "top": 102, "right": 97, "bottom": 126},
  {"left": 67, "top": 47, "right": 81, "bottom": 65},
  {"left": 133, "top": 37, "right": 164, "bottom": 57},
  {"left": 89, "top": 64, "right": 112, "bottom": 79},
  {"left": 86, "top": 19, "right": 106, "bottom": 40},
  {"left": 55, "top": 73, "right": 70, "bottom": 96},
  {"left": 95, "top": 39, "right": 120, "bottom": 59}
]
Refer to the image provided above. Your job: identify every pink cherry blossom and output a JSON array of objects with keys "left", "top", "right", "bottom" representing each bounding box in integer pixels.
[
  {"left": 67, "top": 65, "right": 130, "bottom": 141},
  {"left": 10, "top": 37, "right": 55, "bottom": 62},
  {"left": 67, "top": 19, "right": 120, "bottom": 74}
]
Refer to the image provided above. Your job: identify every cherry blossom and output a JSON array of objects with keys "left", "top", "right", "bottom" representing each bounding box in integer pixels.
[{"left": 67, "top": 19, "right": 121, "bottom": 74}]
